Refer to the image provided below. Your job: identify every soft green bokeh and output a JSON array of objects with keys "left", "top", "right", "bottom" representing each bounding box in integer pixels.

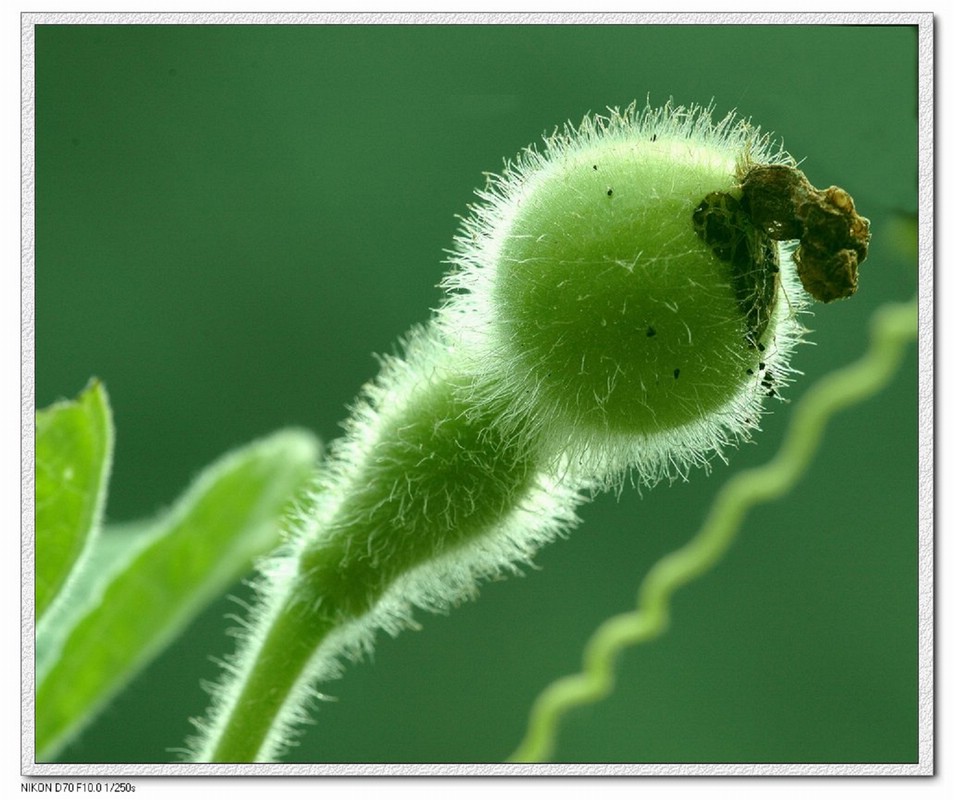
[
  {"left": 510, "top": 298, "right": 918, "bottom": 762},
  {"left": 35, "top": 23, "right": 919, "bottom": 764}
]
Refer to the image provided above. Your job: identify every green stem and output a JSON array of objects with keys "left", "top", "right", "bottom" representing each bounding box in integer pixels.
[{"left": 208, "top": 594, "right": 333, "bottom": 762}]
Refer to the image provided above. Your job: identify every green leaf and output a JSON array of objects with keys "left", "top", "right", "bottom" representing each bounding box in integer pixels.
[
  {"left": 35, "top": 379, "right": 114, "bottom": 623},
  {"left": 36, "top": 428, "right": 320, "bottom": 761}
]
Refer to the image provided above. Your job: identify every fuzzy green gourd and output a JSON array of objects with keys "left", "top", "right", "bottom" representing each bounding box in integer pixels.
[
  {"left": 494, "top": 138, "right": 760, "bottom": 436},
  {"left": 188, "top": 101, "right": 869, "bottom": 763}
]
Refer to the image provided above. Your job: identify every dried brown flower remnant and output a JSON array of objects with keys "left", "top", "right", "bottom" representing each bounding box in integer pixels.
[
  {"left": 740, "top": 164, "right": 871, "bottom": 303},
  {"left": 692, "top": 192, "right": 779, "bottom": 346}
]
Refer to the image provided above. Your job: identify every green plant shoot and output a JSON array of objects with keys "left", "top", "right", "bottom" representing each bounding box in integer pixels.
[{"left": 184, "top": 101, "right": 871, "bottom": 763}]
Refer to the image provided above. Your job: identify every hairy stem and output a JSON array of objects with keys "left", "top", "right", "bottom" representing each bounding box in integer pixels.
[
  {"left": 193, "top": 347, "right": 565, "bottom": 762},
  {"left": 207, "top": 598, "right": 333, "bottom": 762}
]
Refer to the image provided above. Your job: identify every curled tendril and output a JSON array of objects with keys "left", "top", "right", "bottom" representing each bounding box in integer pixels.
[{"left": 508, "top": 297, "right": 918, "bottom": 763}]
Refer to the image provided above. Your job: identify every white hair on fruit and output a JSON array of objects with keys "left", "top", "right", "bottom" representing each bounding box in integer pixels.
[{"left": 439, "top": 100, "right": 808, "bottom": 488}]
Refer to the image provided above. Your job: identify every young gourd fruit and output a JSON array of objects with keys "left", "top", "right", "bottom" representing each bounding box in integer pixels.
[{"left": 442, "top": 102, "right": 868, "bottom": 483}]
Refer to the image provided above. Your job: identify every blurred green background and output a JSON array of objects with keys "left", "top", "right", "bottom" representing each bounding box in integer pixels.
[{"left": 35, "top": 23, "right": 920, "bottom": 765}]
